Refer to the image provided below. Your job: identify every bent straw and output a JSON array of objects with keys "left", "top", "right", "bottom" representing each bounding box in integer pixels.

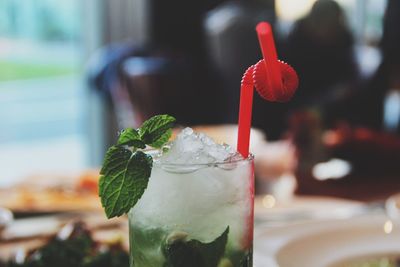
[
  {"left": 256, "top": 22, "right": 283, "bottom": 97},
  {"left": 237, "top": 22, "right": 296, "bottom": 157}
]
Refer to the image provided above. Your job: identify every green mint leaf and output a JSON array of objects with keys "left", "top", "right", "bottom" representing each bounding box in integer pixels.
[
  {"left": 99, "top": 146, "right": 152, "bottom": 218},
  {"left": 139, "top": 115, "right": 176, "bottom": 146},
  {"left": 149, "top": 128, "right": 172, "bottom": 148},
  {"left": 163, "top": 227, "right": 229, "bottom": 267},
  {"left": 117, "top": 128, "right": 146, "bottom": 148}
]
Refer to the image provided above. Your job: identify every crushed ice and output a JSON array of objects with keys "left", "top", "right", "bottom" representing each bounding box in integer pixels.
[{"left": 155, "top": 127, "right": 242, "bottom": 165}]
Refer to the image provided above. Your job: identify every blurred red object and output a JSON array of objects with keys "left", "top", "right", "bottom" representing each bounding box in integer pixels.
[
  {"left": 323, "top": 125, "right": 400, "bottom": 175},
  {"left": 76, "top": 170, "right": 100, "bottom": 194},
  {"left": 324, "top": 124, "right": 400, "bottom": 150},
  {"left": 291, "top": 117, "right": 400, "bottom": 201}
]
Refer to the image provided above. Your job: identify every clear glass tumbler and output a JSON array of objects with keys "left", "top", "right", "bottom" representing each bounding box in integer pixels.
[{"left": 128, "top": 154, "right": 254, "bottom": 267}]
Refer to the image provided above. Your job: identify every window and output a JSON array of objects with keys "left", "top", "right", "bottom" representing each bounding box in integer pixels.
[{"left": 0, "top": 0, "right": 90, "bottom": 185}]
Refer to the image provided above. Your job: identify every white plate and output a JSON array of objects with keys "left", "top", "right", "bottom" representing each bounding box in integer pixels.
[
  {"left": 254, "top": 213, "right": 400, "bottom": 267},
  {"left": 255, "top": 195, "right": 364, "bottom": 225}
]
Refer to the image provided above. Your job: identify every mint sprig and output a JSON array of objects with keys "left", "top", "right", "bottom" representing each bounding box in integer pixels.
[
  {"left": 139, "top": 114, "right": 176, "bottom": 145},
  {"left": 99, "top": 114, "right": 176, "bottom": 219},
  {"left": 163, "top": 227, "right": 229, "bottom": 267},
  {"left": 117, "top": 128, "right": 145, "bottom": 148},
  {"left": 149, "top": 128, "right": 172, "bottom": 148}
]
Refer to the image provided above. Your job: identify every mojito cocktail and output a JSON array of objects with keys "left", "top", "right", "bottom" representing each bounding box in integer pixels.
[
  {"left": 99, "top": 21, "right": 298, "bottom": 267},
  {"left": 128, "top": 128, "right": 254, "bottom": 267}
]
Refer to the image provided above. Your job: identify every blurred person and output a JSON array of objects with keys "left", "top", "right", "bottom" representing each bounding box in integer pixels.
[
  {"left": 283, "top": 0, "right": 358, "bottom": 125},
  {"left": 89, "top": 0, "right": 228, "bottom": 137},
  {"left": 345, "top": 0, "right": 400, "bottom": 131},
  {"left": 205, "top": 0, "right": 288, "bottom": 140}
]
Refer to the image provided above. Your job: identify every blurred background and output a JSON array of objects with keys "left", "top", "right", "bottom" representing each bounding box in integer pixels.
[
  {"left": 0, "top": 0, "right": 399, "bottom": 199},
  {"left": 2, "top": 1, "right": 400, "bottom": 265}
]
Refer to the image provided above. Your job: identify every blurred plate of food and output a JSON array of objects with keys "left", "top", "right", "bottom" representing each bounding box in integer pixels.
[{"left": 0, "top": 170, "right": 101, "bottom": 214}]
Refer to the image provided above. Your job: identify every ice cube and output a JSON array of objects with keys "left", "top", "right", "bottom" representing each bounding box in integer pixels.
[{"left": 156, "top": 127, "right": 242, "bottom": 165}]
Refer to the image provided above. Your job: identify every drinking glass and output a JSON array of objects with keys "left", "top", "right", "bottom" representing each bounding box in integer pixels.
[{"left": 128, "top": 153, "right": 254, "bottom": 267}]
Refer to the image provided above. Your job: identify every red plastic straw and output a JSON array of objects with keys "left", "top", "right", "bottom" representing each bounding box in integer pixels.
[
  {"left": 237, "top": 65, "right": 255, "bottom": 158},
  {"left": 237, "top": 22, "right": 298, "bottom": 157},
  {"left": 256, "top": 22, "right": 282, "bottom": 96}
]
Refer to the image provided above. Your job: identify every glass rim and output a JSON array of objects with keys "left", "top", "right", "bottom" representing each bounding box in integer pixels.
[{"left": 147, "top": 149, "right": 254, "bottom": 168}]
